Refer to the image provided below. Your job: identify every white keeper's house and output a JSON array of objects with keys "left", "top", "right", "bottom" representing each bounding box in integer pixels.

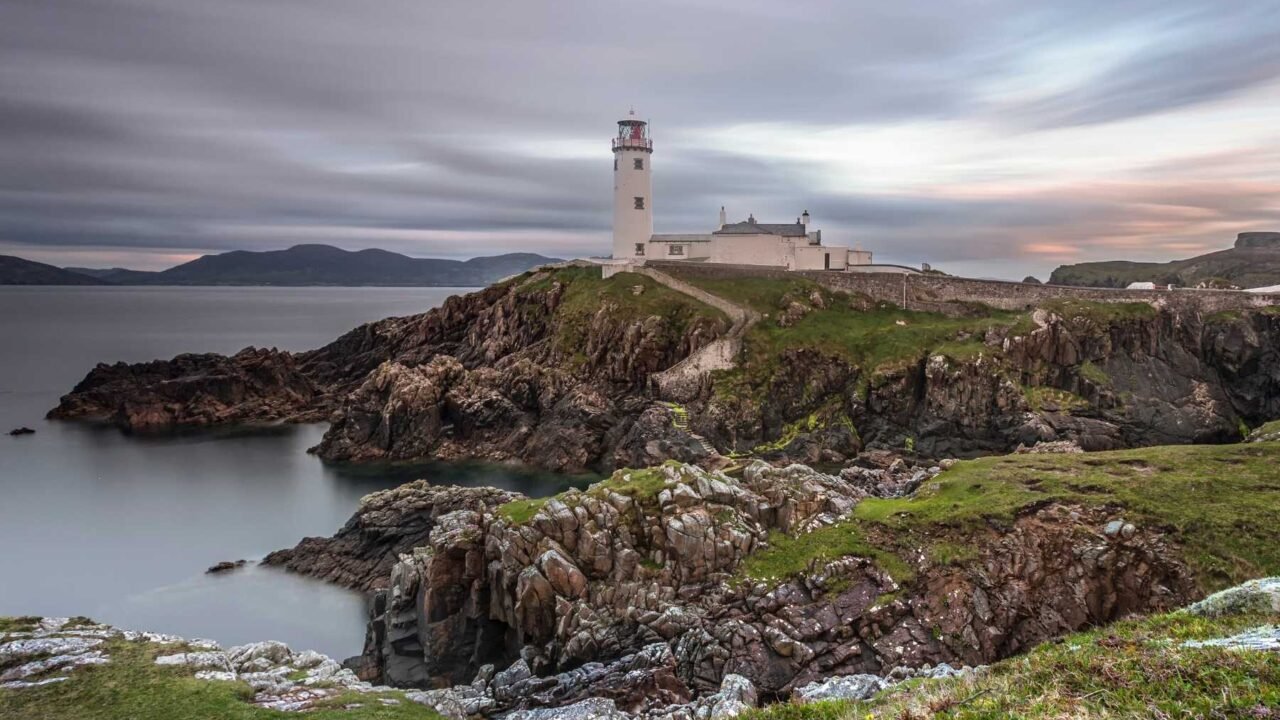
[{"left": 610, "top": 111, "right": 872, "bottom": 271}]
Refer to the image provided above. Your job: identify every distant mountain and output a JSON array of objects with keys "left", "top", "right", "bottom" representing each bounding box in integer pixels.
[
  {"left": 1050, "top": 232, "right": 1280, "bottom": 289},
  {"left": 58, "top": 245, "right": 560, "bottom": 287},
  {"left": 0, "top": 255, "right": 109, "bottom": 285}
]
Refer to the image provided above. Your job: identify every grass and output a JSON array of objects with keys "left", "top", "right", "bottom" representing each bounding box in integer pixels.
[
  {"left": 677, "top": 276, "right": 823, "bottom": 315},
  {"left": 0, "top": 616, "right": 41, "bottom": 633},
  {"left": 852, "top": 442, "right": 1280, "bottom": 590},
  {"left": 1036, "top": 298, "right": 1157, "bottom": 325},
  {"left": 1021, "top": 386, "right": 1089, "bottom": 413},
  {"left": 1078, "top": 360, "right": 1110, "bottom": 386},
  {"left": 738, "top": 526, "right": 914, "bottom": 590},
  {"left": 0, "top": 636, "right": 441, "bottom": 720},
  {"left": 1250, "top": 419, "right": 1280, "bottom": 437},
  {"left": 695, "top": 277, "right": 1026, "bottom": 414},
  {"left": 495, "top": 497, "right": 548, "bottom": 525},
  {"left": 586, "top": 463, "right": 680, "bottom": 506},
  {"left": 494, "top": 462, "right": 683, "bottom": 525},
  {"left": 509, "top": 267, "right": 730, "bottom": 376},
  {"left": 737, "top": 441, "right": 1280, "bottom": 596},
  {"left": 742, "top": 605, "right": 1280, "bottom": 719},
  {"left": 926, "top": 541, "right": 980, "bottom": 568}
]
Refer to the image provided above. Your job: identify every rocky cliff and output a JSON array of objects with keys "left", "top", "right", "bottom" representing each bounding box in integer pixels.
[
  {"left": 50, "top": 265, "right": 1280, "bottom": 471},
  {"left": 48, "top": 266, "right": 729, "bottom": 471},
  {"left": 684, "top": 287, "right": 1280, "bottom": 462},
  {"left": 263, "top": 437, "right": 1280, "bottom": 715}
]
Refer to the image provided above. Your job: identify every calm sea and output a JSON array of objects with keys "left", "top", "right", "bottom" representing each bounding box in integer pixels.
[{"left": 0, "top": 286, "right": 584, "bottom": 659}]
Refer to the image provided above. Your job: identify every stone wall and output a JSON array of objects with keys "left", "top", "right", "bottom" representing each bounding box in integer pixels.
[{"left": 648, "top": 261, "right": 1280, "bottom": 314}]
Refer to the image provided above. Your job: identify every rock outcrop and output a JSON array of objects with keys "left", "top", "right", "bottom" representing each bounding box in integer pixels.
[
  {"left": 48, "top": 264, "right": 1280, "bottom": 470},
  {"left": 274, "top": 461, "right": 1196, "bottom": 716},
  {"left": 46, "top": 348, "right": 323, "bottom": 430},
  {"left": 262, "top": 483, "right": 523, "bottom": 591}
]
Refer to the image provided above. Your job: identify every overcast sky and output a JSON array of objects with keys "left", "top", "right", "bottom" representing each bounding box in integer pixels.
[{"left": 2, "top": 0, "right": 1279, "bottom": 279}]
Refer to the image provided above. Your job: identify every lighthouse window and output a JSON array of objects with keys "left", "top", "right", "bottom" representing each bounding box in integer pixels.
[
  {"left": 634, "top": 244, "right": 645, "bottom": 256},
  {"left": 633, "top": 158, "right": 644, "bottom": 170},
  {"left": 613, "top": 158, "right": 618, "bottom": 171},
  {"left": 634, "top": 196, "right": 645, "bottom": 210}
]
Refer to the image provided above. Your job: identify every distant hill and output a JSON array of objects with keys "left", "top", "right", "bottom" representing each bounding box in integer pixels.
[
  {"left": 1050, "top": 232, "right": 1280, "bottom": 289},
  {"left": 57, "top": 245, "right": 561, "bottom": 287},
  {"left": 63, "top": 266, "right": 159, "bottom": 284},
  {"left": 0, "top": 255, "right": 109, "bottom": 285}
]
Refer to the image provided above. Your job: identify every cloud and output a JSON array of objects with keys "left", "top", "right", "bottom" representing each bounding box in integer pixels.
[{"left": 1, "top": 0, "right": 1278, "bottom": 278}]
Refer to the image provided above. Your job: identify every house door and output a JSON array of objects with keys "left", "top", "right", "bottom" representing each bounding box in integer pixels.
[{"left": 824, "top": 253, "right": 830, "bottom": 270}]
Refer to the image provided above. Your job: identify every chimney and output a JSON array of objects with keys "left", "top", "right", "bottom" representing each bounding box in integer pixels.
[{"left": 719, "top": 206, "right": 727, "bottom": 229}]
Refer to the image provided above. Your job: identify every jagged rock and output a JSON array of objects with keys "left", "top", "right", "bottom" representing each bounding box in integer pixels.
[
  {"left": 263, "top": 482, "right": 522, "bottom": 590},
  {"left": 1183, "top": 626, "right": 1280, "bottom": 652},
  {"left": 8, "top": 426, "right": 34, "bottom": 436},
  {"left": 155, "top": 652, "right": 233, "bottom": 672},
  {"left": 405, "top": 688, "right": 469, "bottom": 719},
  {"left": 1014, "top": 440, "right": 1084, "bottom": 454},
  {"left": 0, "top": 651, "right": 109, "bottom": 682},
  {"left": 1185, "top": 578, "right": 1280, "bottom": 618},
  {"left": 503, "top": 698, "right": 631, "bottom": 720},
  {"left": 206, "top": 559, "right": 248, "bottom": 574},
  {"left": 793, "top": 673, "right": 886, "bottom": 702},
  {"left": 47, "top": 348, "right": 323, "bottom": 430},
  {"left": 226, "top": 641, "right": 292, "bottom": 672},
  {"left": 0, "top": 636, "right": 103, "bottom": 665}
]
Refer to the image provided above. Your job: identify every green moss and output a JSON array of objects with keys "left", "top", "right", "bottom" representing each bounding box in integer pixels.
[
  {"left": 753, "top": 414, "right": 823, "bottom": 454},
  {"left": 1022, "top": 386, "right": 1089, "bottom": 413},
  {"left": 738, "top": 527, "right": 913, "bottom": 589},
  {"left": 495, "top": 497, "right": 549, "bottom": 525},
  {"left": 1078, "top": 360, "right": 1110, "bottom": 386},
  {"left": 744, "top": 604, "right": 1280, "bottom": 719},
  {"left": 1207, "top": 309, "right": 1245, "bottom": 325},
  {"left": 0, "top": 636, "right": 441, "bottom": 720}
]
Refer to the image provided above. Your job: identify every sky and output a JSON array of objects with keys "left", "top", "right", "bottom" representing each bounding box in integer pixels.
[{"left": 1, "top": 1, "right": 1279, "bottom": 280}]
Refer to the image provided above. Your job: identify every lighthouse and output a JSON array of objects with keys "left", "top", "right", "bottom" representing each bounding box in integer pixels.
[{"left": 612, "top": 110, "right": 653, "bottom": 259}]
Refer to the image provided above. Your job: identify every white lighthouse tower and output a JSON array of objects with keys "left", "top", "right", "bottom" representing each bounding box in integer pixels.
[{"left": 612, "top": 110, "right": 653, "bottom": 259}]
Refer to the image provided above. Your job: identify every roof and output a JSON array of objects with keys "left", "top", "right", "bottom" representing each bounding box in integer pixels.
[
  {"left": 713, "top": 221, "right": 808, "bottom": 237},
  {"left": 649, "top": 234, "right": 714, "bottom": 243}
]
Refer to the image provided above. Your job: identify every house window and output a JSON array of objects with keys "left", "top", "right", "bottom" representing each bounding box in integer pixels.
[
  {"left": 634, "top": 243, "right": 646, "bottom": 256},
  {"left": 634, "top": 196, "right": 645, "bottom": 210},
  {"left": 668, "top": 244, "right": 684, "bottom": 256},
  {"left": 634, "top": 158, "right": 644, "bottom": 170}
]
